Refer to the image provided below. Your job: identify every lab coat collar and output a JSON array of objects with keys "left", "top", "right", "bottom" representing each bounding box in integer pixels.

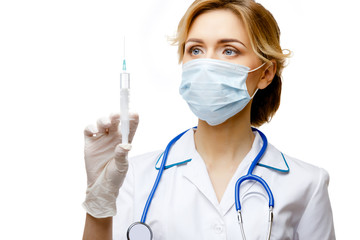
[
  {"left": 155, "top": 128, "right": 195, "bottom": 170},
  {"left": 155, "top": 129, "right": 289, "bottom": 173},
  {"left": 155, "top": 128, "right": 290, "bottom": 216}
]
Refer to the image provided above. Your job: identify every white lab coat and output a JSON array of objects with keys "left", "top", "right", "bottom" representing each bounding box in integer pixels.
[{"left": 113, "top": 129, "right": 335, "bottom": 240}]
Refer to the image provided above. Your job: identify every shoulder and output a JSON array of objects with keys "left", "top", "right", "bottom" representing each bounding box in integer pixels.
[
  {"left": 264, "top": 143, "right": 331, "bottom": 210},
  {"left": 266, "top": 142, "right": 330, "bottom": 182},
  {"left": 278, "top": 144, "right": 330, "bottom": 186},
  {"left": 283, "top": 147, "right": 331, "bottom": 204},
  {"left": 268, "top": 146, "right": 335, "bottom": 238},
  {"left": 259, "top": 141, "right": 330, "bottom": 203}
]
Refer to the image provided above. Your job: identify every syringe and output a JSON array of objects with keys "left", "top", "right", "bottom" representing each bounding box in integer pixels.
[{"left": 120, "top": 38, "right": 130, "bottom": 144}]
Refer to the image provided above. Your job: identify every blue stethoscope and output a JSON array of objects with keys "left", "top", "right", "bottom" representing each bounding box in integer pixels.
[{"left": 127, "top": 128, "right": 274, "bottom": 240}]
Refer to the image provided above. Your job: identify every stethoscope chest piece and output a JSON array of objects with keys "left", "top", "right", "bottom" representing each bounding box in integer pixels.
[{"left": 127, "top": 222, "right": 153, "bottom": 240}]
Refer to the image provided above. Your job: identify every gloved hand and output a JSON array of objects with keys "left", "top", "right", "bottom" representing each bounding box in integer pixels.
[{"left": 82, "top": 113, "right": 139, "bottom": 218}]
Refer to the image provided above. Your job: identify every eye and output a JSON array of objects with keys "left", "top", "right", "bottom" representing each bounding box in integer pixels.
[
  {"left": 189, "top": 47, "right": 203, "bottom": 56},
  {"left": 223, "top": 48, "right": 240, "bottom": 56}
]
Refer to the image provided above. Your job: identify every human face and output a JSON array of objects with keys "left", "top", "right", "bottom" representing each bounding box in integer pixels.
[{"left": 183, "top": 9, "right": 265, "bottom": 94}]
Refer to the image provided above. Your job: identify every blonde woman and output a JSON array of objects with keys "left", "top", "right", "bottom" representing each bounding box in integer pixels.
[{"left": 82, "top": 0, "right": 335, "bottom": 239}]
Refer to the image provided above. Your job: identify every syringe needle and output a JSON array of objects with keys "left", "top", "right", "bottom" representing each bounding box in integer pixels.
[{"left": 122, "top": 36, "right": 126, "bottom": 71}]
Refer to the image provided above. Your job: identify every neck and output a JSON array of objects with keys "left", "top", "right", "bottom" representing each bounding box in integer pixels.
[{"left": 194, "top": 105, "right": 255, "bottom": 168}]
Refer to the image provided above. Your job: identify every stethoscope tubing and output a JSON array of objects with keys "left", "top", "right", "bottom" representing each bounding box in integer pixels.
[
  {"left": 234, "top": 128, "right": 275, "bottom": 211},
  {"left": 235, "top": 174, "right": 274, "bottom": 210},
  {"left": 140, "top": 128, "right": 190, "bottom": 223},
  {"left": 136, "top": 127, "right": 275, "bottom": 240},
  {"left": 248, "top": 128, "right": 268, "bottom": 175}
]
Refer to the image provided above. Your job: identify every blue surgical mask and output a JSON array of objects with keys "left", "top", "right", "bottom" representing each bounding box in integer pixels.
[{"left": 179, "top": 58, "right": 266, "bottom": 126}]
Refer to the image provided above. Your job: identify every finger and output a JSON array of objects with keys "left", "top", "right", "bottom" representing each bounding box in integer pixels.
[
  {"left": 97, "top": 117, "right": 112, "bottom": 133},
  {"left": 84, "top": 124, "right": 98, "bottom": 137},
  {"left": 128, "top": 113, "right": 139, "bottom": 143},
  {"left": 114, "top": 144, "right": 131, "bottom": 173},
  {"left": 109, "top": 113, "right": 120, "bottom": 131}
]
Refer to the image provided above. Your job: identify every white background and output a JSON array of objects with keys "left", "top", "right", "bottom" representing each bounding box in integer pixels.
[{"left": 0, "top": 0, "right": 359, "bottom": 239}]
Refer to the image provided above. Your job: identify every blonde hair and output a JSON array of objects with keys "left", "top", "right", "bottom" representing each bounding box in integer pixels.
[{"left": 172, "top": 0, "right": 291, "bottom": 126}]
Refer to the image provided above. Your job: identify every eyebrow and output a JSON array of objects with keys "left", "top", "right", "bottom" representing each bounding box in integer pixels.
[{"left": 185, "top": 38, "right": 247, "bottom": 48}]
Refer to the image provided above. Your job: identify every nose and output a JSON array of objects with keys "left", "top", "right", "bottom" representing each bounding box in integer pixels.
[{"left": 205, "top": 48, "right": 218, "bottom": 60}]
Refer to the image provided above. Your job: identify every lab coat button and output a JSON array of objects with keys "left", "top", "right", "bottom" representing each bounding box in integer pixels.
[{"left": 214, "top": 224, "right": 224, "bottom": 234}]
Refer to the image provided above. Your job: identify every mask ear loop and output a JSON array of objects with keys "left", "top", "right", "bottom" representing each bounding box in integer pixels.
[
  {"left": 248, "top": 61, "right": 273, "bottom": 98},
  {"left": 248, "top": 61, "right": 268, "bottom": 73},
  {"left": 250, "top": 88, "right": 259, "bottom": 98}
]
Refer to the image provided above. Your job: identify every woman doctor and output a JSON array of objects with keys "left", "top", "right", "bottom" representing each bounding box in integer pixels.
[{"left": 82, "top": 0, "right": 335, "bottom": 239}]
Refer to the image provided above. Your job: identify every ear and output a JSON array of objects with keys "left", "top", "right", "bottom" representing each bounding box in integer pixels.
[{"left": 257, "top": 60, "right": 277, "bottom": 90}]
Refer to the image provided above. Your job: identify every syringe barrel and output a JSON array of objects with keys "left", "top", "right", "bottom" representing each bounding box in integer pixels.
[
  {"left": 120, "top": 86, "right": 130, "bottom": 144},
  {"left": 120, "top": 72, "right": 130, "bottom": 89}
]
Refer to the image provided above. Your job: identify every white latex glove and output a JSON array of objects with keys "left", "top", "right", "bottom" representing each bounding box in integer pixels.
[{"left": 82, "top": 113, "right": 139, "bottom": 218}]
